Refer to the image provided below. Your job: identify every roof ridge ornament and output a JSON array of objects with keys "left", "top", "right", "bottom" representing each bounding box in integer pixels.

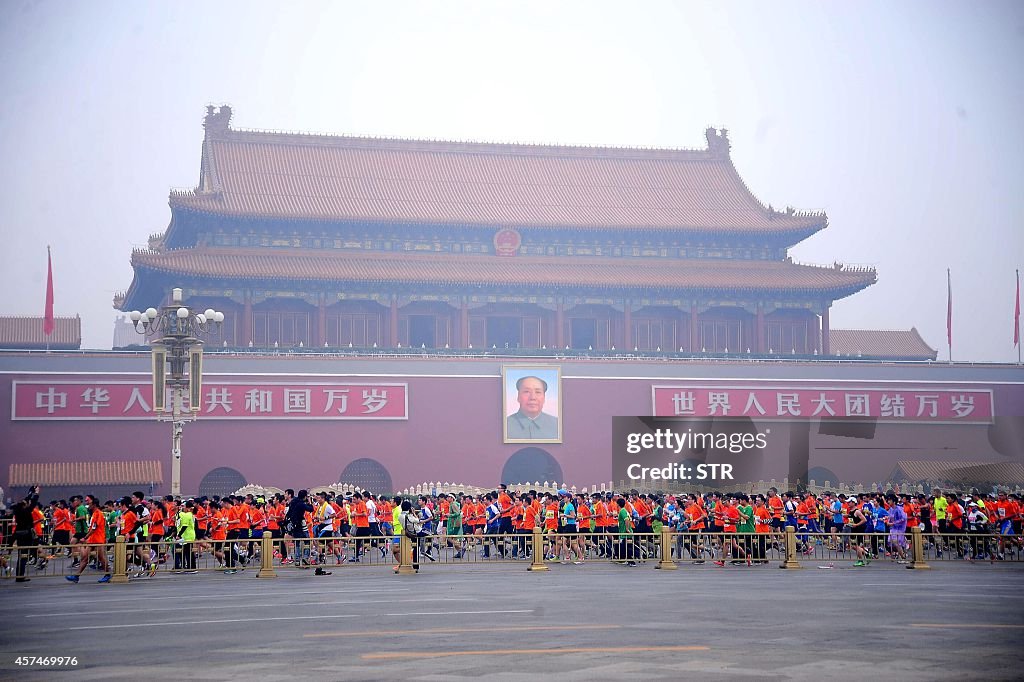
[
  {"left": 705, "top": 127, "right": 730, "bottom": 157},
  {"left": 204, "top": 104, "right": 233, "bottom": 139}
]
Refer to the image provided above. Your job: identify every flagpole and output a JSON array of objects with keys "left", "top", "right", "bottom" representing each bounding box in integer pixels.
[
  {"left": 946, "top": 268, "right": 952, "bottom": 364},
  {"left": 46, "top": 245, "right": 51, "bottom": 354},
  {"left": 1016, "top": 268, "right": 1021, "bottom": 365}
]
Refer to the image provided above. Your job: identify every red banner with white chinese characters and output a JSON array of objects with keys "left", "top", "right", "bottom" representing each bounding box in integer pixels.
[
  {"left": 12, "top": 381, "right": 408, "bottom": 420},
  {"left": 652, "top": 385, "right": 993, "bottom": 423}
]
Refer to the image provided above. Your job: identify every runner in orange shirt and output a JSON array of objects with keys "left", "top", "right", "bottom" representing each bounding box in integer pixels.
[
  {"left": 220, "top": 497, "right": 242, "bottom": 572},
  {"left": 752, "top": 495, "right": 772, "bottom": 564},
  {"left": 51, "top": 500, "right": 73, "bottom": 557},
  {"left": 118, "top": 498, "right": 150, "bottom": 577},
  {"left": 208, "top": 501, "right": 229, "bottom": 568},
  {"left": 147, "top": 500, "right": 168, "bottom": 569},
  {"left": 589, "top": 494, "right": 609, "bottom": 557},
  {"left": 715, "top": 497, "right": 747, "bottom": 567},
  {"left": 163, "top": 495, "right": 177, "bottom": 540},
  {"left": 66, "top": 495, "right": 110, "bottom": 583},
  {"left": 463, "top": 497, "right": 481, "bottom": 550},
  {"left": 576, "top": 494, "right": 593, "bottom": 559},
  {"left": 767, "top": 488, "right": 786, "bottom": 553},
  {"left": 349, "top": 492, "right": 370, "bottom": 561},
  {"left": 683, "top": 494, "right": 708, "bottom": 562},
  {"left": 497, "top": 484, "right": 514, "bottom": 536},
  {"left": 192, "top": 499, "right": 208, "bottom": 559}
]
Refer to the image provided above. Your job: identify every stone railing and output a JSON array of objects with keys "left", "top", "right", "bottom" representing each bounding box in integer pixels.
[
  {"left": 396, "top": 480, "right": 619, "bottom": 497},
  {"left": 232, "top": 483, "right": 285, "bottom": 497}
]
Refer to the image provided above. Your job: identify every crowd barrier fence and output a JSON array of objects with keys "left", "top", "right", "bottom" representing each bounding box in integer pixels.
[{"left": 3, "top": 526, "right": 1021, "bottom": 582}]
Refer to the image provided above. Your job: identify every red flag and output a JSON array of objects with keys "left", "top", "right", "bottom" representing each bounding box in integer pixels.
[
  {"left": 946, "top": 269, "right": 952, "bottom": 351},
  {"left": 1015, "top": 269, "right": 1020, "bottom": 347},
  {"left": 43, "top": 246, "right": 54, "bottom": 336}
]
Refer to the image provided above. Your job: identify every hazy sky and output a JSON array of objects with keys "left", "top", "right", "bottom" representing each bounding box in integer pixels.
[{"left": 1, "top": 1, "right": 1022, "bottom": 361}]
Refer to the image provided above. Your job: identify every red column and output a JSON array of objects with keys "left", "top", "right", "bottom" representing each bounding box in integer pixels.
[
  {"left": 623, "top": 300, "right": 632, "bottom": 350},
  {"left": 390, "top": 297, "right": 399, "bottom": 347},
  {"left": 756, "top": 304, "right": 765, "bottom": 353},
  {"left": 242, "top": 292, "right": 253, "bottom": 347},
  {"left": 556, "top": 299, "right": 565, "bottom": 348},
  {"left": 821, "top": 306, "right": 830, "bottom": 356},
  {"left": 460, "top": 301, "right": 469, "bottom": 349},
  {"left": 690, "top": 303, "right": 699, "bottom": 352},
  {"left": 317, "top": 296, "right": 326, "bottom": 347},
  {"left": 678, "top": 308, "right": 687, "bottom": 351}
]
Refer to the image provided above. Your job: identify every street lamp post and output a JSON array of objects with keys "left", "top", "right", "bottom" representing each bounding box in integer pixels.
[{"left": 128, "top": 287, "right": 224, "bottom": 496}]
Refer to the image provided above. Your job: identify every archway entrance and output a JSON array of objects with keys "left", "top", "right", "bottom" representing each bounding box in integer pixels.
[
  {"left": 339, "top": 458, "right": 394, "bottom": 494},
  {"left": 198, "top": 467, "right": 247, "bottom": 498},
  {"left": 501, "top": 447, "right": 563, "bottom": 486}
]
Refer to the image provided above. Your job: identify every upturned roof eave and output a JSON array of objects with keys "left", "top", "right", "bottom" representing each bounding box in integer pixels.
[
  {"left": 164, "top": 200, "right": 825, "bottom": 241},
  {"left": 124, "top": 261, "right": 875, "bottom": 302}
]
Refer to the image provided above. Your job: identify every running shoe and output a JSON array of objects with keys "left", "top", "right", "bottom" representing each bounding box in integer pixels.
[
  {"left": 854, "top": 560, "right": 866, "bottom": 567},
  {"left": 713, "top": 560, "right": 726, "bottom": 567},
  {"left": 97, "top": 574, "right": 111, "bottom": 583},
  {"left": 65, "top": 575, "right": 79, "bottom": 583}
]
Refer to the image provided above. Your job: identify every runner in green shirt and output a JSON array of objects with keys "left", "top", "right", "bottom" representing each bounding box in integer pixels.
[
  {"left": 738, "top": 495, "right": 756, "bottom": 565},
  {"left": 445, "top": 495, "right": 465, "bottom": 559},
  {"left": 73, "top": 498, "right": 89, "bottom": 538},
  {"left": 175, "top": 501, "right": 197, "bottom": 572},
  {"left": 105, "top": 504, "right": 119, "bottom": 544},
  {"left": 616, "top": 498, "right": 636, "bottom": 566}
]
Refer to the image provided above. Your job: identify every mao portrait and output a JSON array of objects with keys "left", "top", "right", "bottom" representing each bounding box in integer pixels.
[{"left": 502, "top": 365, "right": 562, "bottom": 443}]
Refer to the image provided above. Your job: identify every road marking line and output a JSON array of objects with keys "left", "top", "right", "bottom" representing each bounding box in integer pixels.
[
  {"left": 29, "top": 597, "right": 476, "bottom": 618},
  {"left": 362, "top": 645, "right": 709, "bottom": 660},
  {"left": 382, "top": 610, "right": 533, "bottom": 617},
  {"left": 0, "top": 587, "right": 410, "bottom": 608},
  {"left": 67, "top": 608, "right": 532, "bottom": 631},
  {"left": 911, "top": 624, "right": 1024, "bottom": 629},
  {"left": 306, "top": 624, "right": 620, "bottom": 639},
  {"left": 70, "top": 613, "right": 360, "bottom": 630},
  {"left": 931, "top": 594, "right": 1024, "bottom": 600}
]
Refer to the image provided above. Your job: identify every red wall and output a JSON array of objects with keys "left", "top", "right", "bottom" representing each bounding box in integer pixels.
[{"left": 2, "top": 355, "right": 1022, "bottom": 496}]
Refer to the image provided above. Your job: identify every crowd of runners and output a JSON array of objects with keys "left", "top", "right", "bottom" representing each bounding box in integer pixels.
[{"left": 2, "top": 484, "right": 1021, "bottom": 582}]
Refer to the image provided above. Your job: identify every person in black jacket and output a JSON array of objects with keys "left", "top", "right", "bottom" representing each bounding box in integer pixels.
[
  {"left": 284, "top": 490, "right": 314, "bottom": 567},
  {"left": 12, "top": 486, "right": 41, "bottom": 583}
]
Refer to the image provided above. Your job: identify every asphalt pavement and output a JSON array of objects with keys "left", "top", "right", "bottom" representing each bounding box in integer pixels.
[{"left": 1, "top": 562, "right": 1022, "bottom": 681}]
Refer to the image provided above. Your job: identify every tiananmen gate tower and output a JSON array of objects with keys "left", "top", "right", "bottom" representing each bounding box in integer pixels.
[
  {"left": 117, "top": 105, "right": 888, "bottom": 359},
  {"left": 4, "top": 106, "right": 1022, "bottom": 502}
]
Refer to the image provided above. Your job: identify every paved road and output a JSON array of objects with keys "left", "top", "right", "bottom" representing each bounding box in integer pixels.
[{"left": 1, "top": 563, "right": 1022, "bottom": 681}]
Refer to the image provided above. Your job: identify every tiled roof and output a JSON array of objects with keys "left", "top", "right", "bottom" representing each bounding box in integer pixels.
[
  {"left": 169, "top": 119, "right": 825, "bottom": 235},
  {"left": 0, "top": 316, "right": 81, "bottom": 349},
  {"left": 130, "top": 247, "right": 876, "bottom": 295},
  {"left": 890, "top": 461, "right": 1024, "bottom": 487},
  {"left": 830, "top": 328, "right": 937, "bottom": 360},
  {"left": 9, "top": 461, "right": 163, "bottom": 487}
]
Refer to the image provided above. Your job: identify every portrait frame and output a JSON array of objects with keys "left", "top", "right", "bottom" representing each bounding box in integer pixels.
[{"left": 502, "top": 364, "right": 563, "bottom": 444}]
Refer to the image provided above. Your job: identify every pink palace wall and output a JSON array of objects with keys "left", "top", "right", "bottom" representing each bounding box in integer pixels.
[{"left": 1, "top": 354, "right": 1022, "bottom": 495}]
